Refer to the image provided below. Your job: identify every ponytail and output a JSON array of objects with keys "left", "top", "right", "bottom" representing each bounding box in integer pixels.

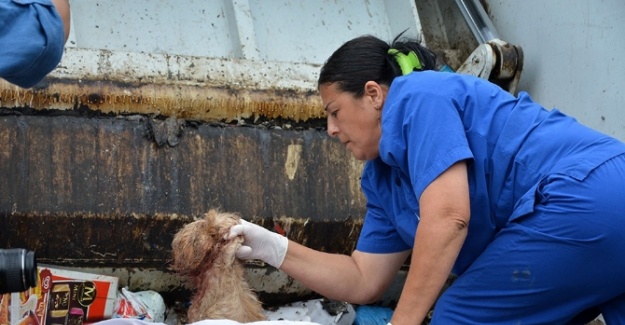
[{"left": 318, "top": 32, "right": 441, "bottom": 97}]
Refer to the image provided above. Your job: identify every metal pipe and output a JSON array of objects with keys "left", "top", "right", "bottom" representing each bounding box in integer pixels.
[{"left": 454, "top": 0, "right": 500, "bottom": 43}]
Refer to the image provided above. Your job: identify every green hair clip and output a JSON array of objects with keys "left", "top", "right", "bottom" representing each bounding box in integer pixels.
[{"left": 388, "top": 48, "right": 422, "bottom": 75}]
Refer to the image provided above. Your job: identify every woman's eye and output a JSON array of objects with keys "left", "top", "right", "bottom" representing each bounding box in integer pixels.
[{"left": 330, "top": 109, "right": 339, "bottom": 117}]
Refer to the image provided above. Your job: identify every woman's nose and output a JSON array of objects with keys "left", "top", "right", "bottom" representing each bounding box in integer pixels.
[{"left": 327, "top": 120, "right": 339, "bottom": 137}]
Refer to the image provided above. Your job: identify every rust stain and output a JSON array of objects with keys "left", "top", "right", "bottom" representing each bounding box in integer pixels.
[{"left": 0, "top": 79, "right": 324, "bottom": 123}]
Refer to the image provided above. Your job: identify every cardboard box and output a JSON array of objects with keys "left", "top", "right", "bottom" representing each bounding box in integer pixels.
[{"left": 0, "top": 266, "right": 118, "bottom": 325}]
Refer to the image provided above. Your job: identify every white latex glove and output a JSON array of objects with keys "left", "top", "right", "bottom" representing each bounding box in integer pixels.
[{"left": 228, "top": 219, "right": 288, "bottom": 268}]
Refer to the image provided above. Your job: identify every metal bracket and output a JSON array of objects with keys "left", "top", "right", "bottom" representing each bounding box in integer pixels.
[
  {"left": 456, "top": 39, "right": 524, "bottom": 94},
  {"left": 454, "top": 0, "right": 524, "bottom": 94}
]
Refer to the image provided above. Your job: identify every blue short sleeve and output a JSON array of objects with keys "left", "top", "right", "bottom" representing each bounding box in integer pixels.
[
  {"left": 0, "top": 0, "right": 65, "bottom": 88},
  {"left": 356, "top": 161, "right": 413, "bottom": 253},
  {"left": 379, "top": 73, "right": 474, "bottom": 200}
]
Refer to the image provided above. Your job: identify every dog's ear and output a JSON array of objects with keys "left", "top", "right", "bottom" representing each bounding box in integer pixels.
[
  {"left": 205, "top": 209, "right": 218, "bottom": 220},
  {"left": 171, "top": 219, "right": 216, "bottom": 272},
  {"left": 203, "top": 210, "right": 230, "bottom": 241},
  {"left": 204, "top": 209, "right": 240, "bottom": 238}
]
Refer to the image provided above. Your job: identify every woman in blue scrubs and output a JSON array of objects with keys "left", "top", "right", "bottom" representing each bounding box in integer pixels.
[{"left": 229, "top": 34, "right": 625, "bottom": 324}]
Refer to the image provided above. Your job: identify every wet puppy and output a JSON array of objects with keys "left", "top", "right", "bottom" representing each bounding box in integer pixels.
[{"left": 171, "top": 210, "right": 265, "bottom": 323}]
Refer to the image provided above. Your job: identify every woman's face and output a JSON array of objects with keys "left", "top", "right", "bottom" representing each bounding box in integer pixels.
[{"left": 319, "top": 82, "right": 384, "bottom": 161}]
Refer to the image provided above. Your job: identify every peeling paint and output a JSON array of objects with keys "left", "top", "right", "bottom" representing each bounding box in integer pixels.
[{"left": 285, "top": 144, "right": 302, "bottom": 180}]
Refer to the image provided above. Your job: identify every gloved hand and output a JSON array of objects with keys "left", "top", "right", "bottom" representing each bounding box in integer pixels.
[{"left": 228, "top": 219, "right": 288, "bottom": 269}]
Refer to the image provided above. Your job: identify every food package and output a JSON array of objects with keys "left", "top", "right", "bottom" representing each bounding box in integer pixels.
[{"left": 0, "top": 266, "right": 119, "bottom": 325}]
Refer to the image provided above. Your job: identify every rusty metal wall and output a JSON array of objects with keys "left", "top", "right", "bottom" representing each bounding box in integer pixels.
[{"left": 0, "top": 114, "right": 366, "bottom": 267}]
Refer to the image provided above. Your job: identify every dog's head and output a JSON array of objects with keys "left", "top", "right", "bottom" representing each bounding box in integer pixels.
[{"left": 171, "top": 209, "right": 243, "bottom": 275}]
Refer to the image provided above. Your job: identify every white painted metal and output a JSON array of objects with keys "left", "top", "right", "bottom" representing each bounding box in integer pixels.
[
  {"left": 54, "top": 47, "right": 322, "bottom": 90},
  {"left": 244, "top": 0, "right": 423, "bottom": 64},
  {"left": 68, "top": 0, "right": 239, "bottom": 58},
  {"left": 66, "top": 0, "right": 423, "bottom": 64},
  {"left": 58, "top": 0, "right": 425, "bottom": 93},
  {"left": 486, "top": 0, "right": 625, "bottom": 141}
]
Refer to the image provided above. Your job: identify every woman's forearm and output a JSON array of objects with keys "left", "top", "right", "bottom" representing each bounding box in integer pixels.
[
  {"left": 392, "top": 161, "right": 470, "bottom": 324},
  {"left": 391, "top": 218, "right": 468, "bottom": 324},
  {"left": 51, "top": 0, "right": 71, "bottom": 42},
  {"left": 281, "top": 240, "right": 410, "bottom": 304}
]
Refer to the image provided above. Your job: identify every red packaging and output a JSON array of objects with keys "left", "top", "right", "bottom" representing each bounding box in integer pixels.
[{"left": 0, "top": 267, "right": 118, "bottom": 325}]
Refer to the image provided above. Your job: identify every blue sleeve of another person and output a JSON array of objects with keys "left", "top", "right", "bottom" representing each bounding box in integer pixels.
[{"left": 0, "top": 0, "right": 65, "bottom": 88}]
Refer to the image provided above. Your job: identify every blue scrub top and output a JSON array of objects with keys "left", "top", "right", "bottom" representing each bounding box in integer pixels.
[
  {"left": 356, "top": 71, "right": 625, "bottom": 275},
  {"left": 0, "top": 0, "right": 65, "bottom": 88}
]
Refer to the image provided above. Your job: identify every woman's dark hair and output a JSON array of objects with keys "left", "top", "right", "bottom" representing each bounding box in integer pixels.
[{"left": 318, "top": 32, "right": 438, "bottom": 97}]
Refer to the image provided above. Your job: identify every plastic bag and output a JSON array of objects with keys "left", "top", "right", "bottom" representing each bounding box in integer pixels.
[{"left": 112, "top": 288, "right": 166, "bottom": 322}]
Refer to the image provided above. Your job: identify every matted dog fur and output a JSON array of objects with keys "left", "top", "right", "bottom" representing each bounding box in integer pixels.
[{"left": 171, "top": 209, "right": 266, "bottom": 323}]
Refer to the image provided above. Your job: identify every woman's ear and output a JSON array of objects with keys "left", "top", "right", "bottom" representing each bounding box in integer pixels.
[{"left": 364, "top": 81, "right": 386, "bottom": 110}]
